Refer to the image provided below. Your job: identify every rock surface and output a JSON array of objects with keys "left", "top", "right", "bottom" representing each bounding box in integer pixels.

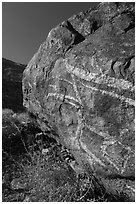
[{"left": 22, "top": 2, "right": 135, "bottom": 201}]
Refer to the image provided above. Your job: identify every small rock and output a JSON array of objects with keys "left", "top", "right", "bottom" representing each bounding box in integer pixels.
[{"left": 42, "top": 148, "right": 49, "bottom": 155}]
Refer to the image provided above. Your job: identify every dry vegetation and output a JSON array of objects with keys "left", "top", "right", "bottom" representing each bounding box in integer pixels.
[{"left": 2, "top": 109, "right": 127, "bottom": 202}]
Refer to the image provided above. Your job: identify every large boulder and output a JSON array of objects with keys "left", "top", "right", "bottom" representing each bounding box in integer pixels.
[{"left": 22, "top": 2, "right": 135, "bottom": 201}]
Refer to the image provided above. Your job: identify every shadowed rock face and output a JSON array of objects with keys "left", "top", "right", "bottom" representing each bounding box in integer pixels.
[{"left": 22, "top": 2, "right": 135, "bottom": 201}]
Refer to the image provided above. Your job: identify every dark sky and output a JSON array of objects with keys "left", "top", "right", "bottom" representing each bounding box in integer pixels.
[{"left": 2, "top": 2, "right": 99, "bottom": 64}]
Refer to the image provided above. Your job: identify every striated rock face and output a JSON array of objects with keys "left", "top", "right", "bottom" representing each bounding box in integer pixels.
[{"left": 22, "top": 2, "right": 135, "bottom": 200}]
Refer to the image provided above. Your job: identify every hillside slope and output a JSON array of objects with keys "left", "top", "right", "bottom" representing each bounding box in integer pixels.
[{"left": 2, "top": 58, "right": 26, "bottom": 112}]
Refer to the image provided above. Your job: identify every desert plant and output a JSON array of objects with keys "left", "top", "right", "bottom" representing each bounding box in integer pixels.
[{"left": 2, "top": 109, "right": 125, "bottom": 202}]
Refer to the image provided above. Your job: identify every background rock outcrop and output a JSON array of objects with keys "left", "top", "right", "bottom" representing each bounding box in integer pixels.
[
  {"left": 2, "top": 58, "right": 26, "bottom": 112},
  {"left": 22, "top": 2, "right": 135, "bottom": 201}
]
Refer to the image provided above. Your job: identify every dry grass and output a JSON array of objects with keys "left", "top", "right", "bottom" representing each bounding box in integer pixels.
[{"left": 2, "top": 109, "right": 129, "bottom": 202}]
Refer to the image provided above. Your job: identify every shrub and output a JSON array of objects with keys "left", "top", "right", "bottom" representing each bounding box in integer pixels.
[
  {"left": 2, "top": 109, "right": 124, "bottom": 202},
  {"left": 2, "top": 109, "right": 96, "bottom": 201}
]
